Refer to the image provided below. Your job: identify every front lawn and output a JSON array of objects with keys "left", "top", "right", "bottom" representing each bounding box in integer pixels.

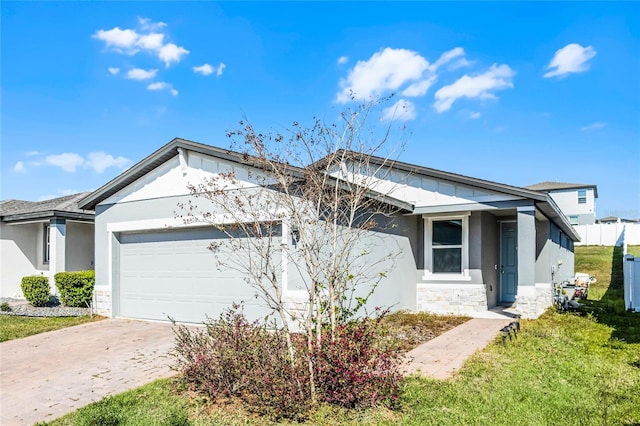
[{"left": 0, "top": 315, "right": 104, "bottom": 342}]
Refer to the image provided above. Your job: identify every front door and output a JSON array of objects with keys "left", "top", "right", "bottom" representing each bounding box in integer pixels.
[{"left": 500, "top": 222, "right": 518, "bottom": 303}]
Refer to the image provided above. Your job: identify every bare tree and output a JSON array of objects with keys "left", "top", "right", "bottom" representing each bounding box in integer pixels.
[{"left": 177, "top": 101, "right": 406, "bottom": 402}]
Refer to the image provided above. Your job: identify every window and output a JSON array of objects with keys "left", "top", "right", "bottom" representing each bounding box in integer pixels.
[
  {"left": 424, "top": 214, "right": 469, "bottom": 279},
  {"left": 578, "top": 189, "right": 587, "bottom": 204},
  {"left": 43, "top": 225, "right": 50, "bottom": 263},
  {"left": 432, "top": 220, "right": 462, "bottom": 273},
  {"left": 569, "top": 216, "right": 579, "bottom": 226}
]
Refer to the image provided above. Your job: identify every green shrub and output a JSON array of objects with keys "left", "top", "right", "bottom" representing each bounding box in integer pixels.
[
  {"left": 0, "top": 302, "right": 12, "bottom": 312},
  {"left": 54, "top": 270, "right": 95, "bottom": 307},
  {"left": 21, "top": 276, "right": 50, "bottom": 307}
]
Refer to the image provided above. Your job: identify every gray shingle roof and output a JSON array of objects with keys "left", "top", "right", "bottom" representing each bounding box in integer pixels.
[{"left": 0, "top": 192, "right": 94, "bottom": 222}]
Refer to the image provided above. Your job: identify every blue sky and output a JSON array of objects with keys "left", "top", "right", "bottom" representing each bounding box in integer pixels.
[{"left": 2, "top": 2, "right": 639, "bottom": 218}]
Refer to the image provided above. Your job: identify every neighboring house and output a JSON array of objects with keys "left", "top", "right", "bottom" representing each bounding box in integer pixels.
[
  {"left": 79, "top": 138, "right": 579, "bottom": 322},
  {"left": 596, "top": 216, "right": 639, "bottom": 224},
  {"left": 525, "top": 182, "right": 598, "bottom": 226},
  {"left": 0, "top": 193, "right": 95, "bottom": 298}
]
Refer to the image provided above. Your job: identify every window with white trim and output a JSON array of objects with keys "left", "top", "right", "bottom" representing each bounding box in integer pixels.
[
  {"left": 43, "top": 224, "right": 50, "bottom": 264},
  {"left": 432, "top": 219, "right": 463, "bottom": 272},
  {"left": 424, "top": 214, "right": 469, "bottom": 279},
  {"left": 569, "top": 215, "right": 579, "bottom": 226},
  {"left": 577, "top": 189, "right": 587, "bottom": 204}
]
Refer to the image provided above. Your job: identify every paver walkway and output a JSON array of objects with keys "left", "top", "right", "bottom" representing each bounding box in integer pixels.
[
  {"left": 0, "top": 318, "right": 178, "bottom": 426},
  {"left": 404, "top": 317, "right": 514, "bottom": 379}
]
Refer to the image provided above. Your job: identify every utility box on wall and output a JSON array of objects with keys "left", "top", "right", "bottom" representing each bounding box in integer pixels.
[{"left": 624, "top": 254, "right": 640, "bottom": 312}]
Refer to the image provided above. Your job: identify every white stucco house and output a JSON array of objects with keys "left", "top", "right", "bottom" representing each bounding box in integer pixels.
[
  {"left": 0, "top": 193, "right": 95, "bottom": 298},
  {"left": 78, "top": 138, "right": 579, "bottom": 322},
  {"left": 525, "top": 182, "right": 598, "bottom": 226}
]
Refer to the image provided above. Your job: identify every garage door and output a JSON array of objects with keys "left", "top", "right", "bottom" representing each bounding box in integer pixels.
[{"left": 118, "top": 227, "right": 280, "bottom": 323}]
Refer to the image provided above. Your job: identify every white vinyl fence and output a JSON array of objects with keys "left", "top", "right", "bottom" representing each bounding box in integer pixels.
[{"left": 574, "top": 223, "right": 640, "bottom": 246}]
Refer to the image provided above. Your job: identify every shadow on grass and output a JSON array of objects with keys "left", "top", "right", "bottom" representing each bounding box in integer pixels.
[{"left": 583, "top": 246, "right": 640, "bottom": 343}]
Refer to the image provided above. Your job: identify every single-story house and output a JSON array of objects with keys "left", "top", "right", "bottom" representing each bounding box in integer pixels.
[
  {"left": 0, "top": 193, "right": 95, "bottom": 298},
  {"left": 79, "top": 138, "right": 579, "bottom": 322}
]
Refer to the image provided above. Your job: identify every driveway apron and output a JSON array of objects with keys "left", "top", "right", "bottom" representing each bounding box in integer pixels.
[{"left": 0, "top": 318, "right": 177, "bottom": 425}]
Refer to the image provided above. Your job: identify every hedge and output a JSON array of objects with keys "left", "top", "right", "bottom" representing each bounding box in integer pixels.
[
  {"left": 54, "top": 270, "right": 95, "bottom": 307},
  {"left": 21, "top": 276, "right": 51, "bottom": 307}
]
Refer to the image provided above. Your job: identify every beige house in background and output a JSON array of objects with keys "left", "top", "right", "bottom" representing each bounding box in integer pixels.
[{"left": 525, "top": 182, "right": 598, "bottom": 226}]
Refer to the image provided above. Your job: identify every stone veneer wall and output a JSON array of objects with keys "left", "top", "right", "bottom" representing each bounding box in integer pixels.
[
  {"left": 514, "top": 283, "right": 552, "bottom": 319},
  {"left": 416, "top": 283, "right": 488, "bottom": 315},
  {"left": 94, "top": 287, "right": 112, "bottom": 317}
]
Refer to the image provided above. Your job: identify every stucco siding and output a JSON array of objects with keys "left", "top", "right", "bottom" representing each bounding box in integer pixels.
[
  {"left": 65, "top": 222, "right": 94, "bottom": 271},
  {"left": 95, "top": 191, "right": 419, "bottom": 322},
  {"left": 0, "top": 222, "right": 49, "bottom": 298},
  {"left": 480, "top": 212, "right": 499, "bottom": 308},
  {"left": 535, "top": 218, "right": 551, "bottom": 284},
  {"left": 548, "top": 188, "right": 596, "bottom": 225}
]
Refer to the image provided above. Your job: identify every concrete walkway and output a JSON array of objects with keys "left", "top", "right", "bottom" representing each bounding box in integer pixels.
[
  {"left": 404, "top": 317, "right": 514, "bottom": 379},
  {"left": 0, "top": 319, "right": 177, "bottom": 426}
]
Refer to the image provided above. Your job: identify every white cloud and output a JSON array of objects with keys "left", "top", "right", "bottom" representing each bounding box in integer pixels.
[
  {"left": 216, "top": 62, "right": 226, "bottom": 77},
  {"left": 448, "top": 57, "right": 472, "bottom": 71},
  {"left": 581, "top": 122, "right": 606, "bottom": 131},
  {"left": 45, "top": 153, "right": 85, "bottom": 172},
  {"left": 402, "top": 76, "right": 437, "bottom": 97},
  {"left": 429, "top": 47, "right": 465, "bottom": 72},
  {"left": 336, "top": 47, "right": 429, "bottom": 103},
  {"left": 193, "top": 63, "right": 214, "bottom": 75},
  {"left": 336, "top": 46, "right": 471, "bottom": 104},
  {"left": 469, "top": 111, "right": 481, "bottom": 119},
  {"left": 108, "top": 67, "right": 120, "bottom": 75},
  {"left": 25, "top": 151, "right": 41, "bottom": 156},
  {"left": 138, "top": 17, "right": 166, "bottom": 32},
  {"left": 158, "top": 43, "right": 189, "bottom": 67},
  {"left": 136, "top": 32, "right": 164, "bottom": 50},
  {"left": 147, "top": 81, "right": 178, "bottom": 96},
  {"left": 93, "top": 27, "right": 138, "bottom": 51},
  {"left": 94, "top": 19, "right": 189, "bottom": 67},
  {"left": 126, "top": 68, "right": 158, "bottom": 80},
  {"left": 381, "top": 99, "right": 416, "bottom": 122},
  {"left": 544, "top": 43, "right": 597, "bottom": 78},
  {"left": 337, "top": 56, "right": 349, "bottom": 64},
  {"left": 86, "top": 151, "right": 131, "bottom": 173},
  {"left": 13, "top": 161, "right": 26, "bottom": 173},
  {"left": 433, "top": 64, "right": 515, "bottom": 112}
]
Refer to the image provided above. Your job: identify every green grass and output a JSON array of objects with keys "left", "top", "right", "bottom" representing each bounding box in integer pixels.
[
  {"left": 575, "top": 245, "right": 640, "bottom": 343},
  {"left": 0, "top": 315, "right": 104, "bottom": 342},
  {"left": 45, "top": 246, "right": 640, "bottom": 425},
  {"left": 397, "top": 312, "right": 640, "bottom": 425}
]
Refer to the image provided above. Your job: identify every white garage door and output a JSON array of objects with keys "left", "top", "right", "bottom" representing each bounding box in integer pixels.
[{"left": 118, "top": 227, "right": 280, "bottom": 323}]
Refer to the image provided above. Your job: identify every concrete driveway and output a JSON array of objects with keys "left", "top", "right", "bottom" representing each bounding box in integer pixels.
[{"left": 0, "top": 318, "right": 178, "bottom": 425}]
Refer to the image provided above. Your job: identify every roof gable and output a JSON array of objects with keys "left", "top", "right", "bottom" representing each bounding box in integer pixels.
[{"left": 78, "top": 138, "right": 293, "bottom": 210}]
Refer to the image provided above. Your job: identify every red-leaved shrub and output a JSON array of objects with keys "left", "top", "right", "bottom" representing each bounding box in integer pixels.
[
  {"left": 172, "top": 305, "right": 402, "bottom": 420},
  {"left": 172, "top": 305, "right": 311, "bottom": 420},
  {"left": 313, "top": 316, "right": 403, "bottom": 409}
]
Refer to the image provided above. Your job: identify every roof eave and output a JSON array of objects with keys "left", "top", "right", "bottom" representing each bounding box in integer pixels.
[
  {"left": 1, "top": 210, "right": 95, "bottom": 223},
  {"left": 536, "top": 195, "right": 581, "bottom": 242}
]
